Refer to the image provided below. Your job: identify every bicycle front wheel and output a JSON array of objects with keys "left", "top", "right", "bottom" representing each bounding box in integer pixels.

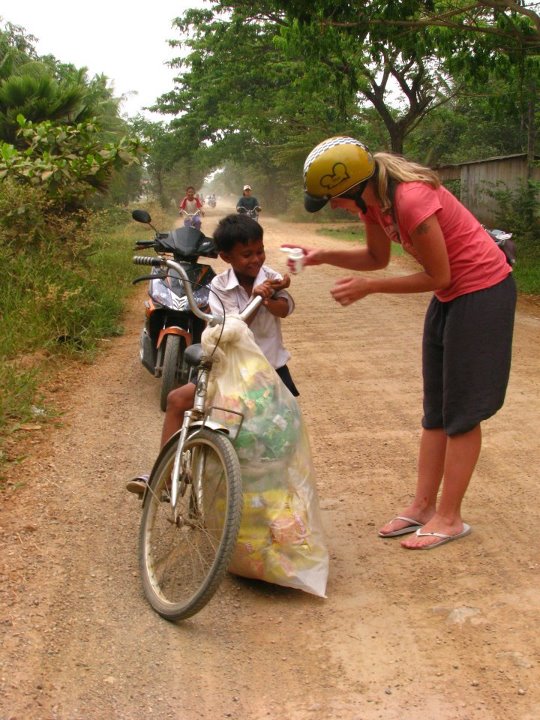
[{"left": 139, "top": 428, "right": 243, "bottom": 621}]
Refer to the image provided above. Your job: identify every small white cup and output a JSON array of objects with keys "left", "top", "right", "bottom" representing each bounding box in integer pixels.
[{"left": 280, "top": 247, "right": 304, "bottom": 274}]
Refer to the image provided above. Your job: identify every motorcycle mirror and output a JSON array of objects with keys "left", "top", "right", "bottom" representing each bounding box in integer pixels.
[{"left": 132, "top": 209, "right": 152, "bottom": 224}]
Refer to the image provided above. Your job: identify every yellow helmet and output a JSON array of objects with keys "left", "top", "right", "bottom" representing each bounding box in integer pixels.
[{"left": 303, "top": 136, "right": 375, "bottom": 212}]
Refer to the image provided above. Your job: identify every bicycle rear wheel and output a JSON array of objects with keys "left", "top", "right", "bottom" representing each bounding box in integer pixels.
[{"left": 139, "top": 428, "right": 243, "bottom": 621}]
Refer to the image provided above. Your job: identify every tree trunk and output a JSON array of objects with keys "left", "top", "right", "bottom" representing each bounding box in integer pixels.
[{"left": 527, "top": 79, "right": 536, "bottom": 177}]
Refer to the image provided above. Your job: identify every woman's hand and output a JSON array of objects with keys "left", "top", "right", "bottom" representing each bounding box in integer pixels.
[{"left": 330, "top": 276, "right": 373, "bottom": 306}]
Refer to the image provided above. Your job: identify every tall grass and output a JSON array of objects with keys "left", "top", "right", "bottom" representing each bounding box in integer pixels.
[{"left": 0, "top": 200, "right": 177, "bottom": 470}]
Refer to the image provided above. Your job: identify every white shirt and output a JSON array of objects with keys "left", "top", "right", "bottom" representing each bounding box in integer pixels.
[{"left": 208, "top": 265, "right": 294, "bottom": 369}]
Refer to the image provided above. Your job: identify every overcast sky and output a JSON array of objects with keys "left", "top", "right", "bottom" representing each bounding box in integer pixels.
[{"left": 1, "top": 0, "right": 207, "bottom": 119}]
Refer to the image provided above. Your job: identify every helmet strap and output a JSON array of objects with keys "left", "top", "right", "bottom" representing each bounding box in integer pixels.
[{"left": 350, "top": 180, "right": 369, "bottom": 213}]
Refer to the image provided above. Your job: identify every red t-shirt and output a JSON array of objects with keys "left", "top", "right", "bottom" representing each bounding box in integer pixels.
[
  {"left": 180, "top": 196, "right": 203, "bottom": 212},
  {"left": 362, "top": 182, "right": 511, "bottom": 302}
]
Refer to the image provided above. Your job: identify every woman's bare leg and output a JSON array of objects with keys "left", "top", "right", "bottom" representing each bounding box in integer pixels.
[
  {"left": 378, "top": 428, "right": 446, "bottom": 535},
  {"left": 401, "top": 424, "right": 481, "bottom": 548}
]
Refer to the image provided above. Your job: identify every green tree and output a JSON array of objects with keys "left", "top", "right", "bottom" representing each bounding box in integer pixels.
[
  {"left": 129, "top": 115, "right": 205, "bottom": 208},
  {"left": 0, "top": 62, "right": 91, "bottom": 144},
  {"left": 156, "top": 2, "right": 495, "bottom": 165},
  {"left": 0, "top": 19, "right": 37, "bottom": 79},
  {"left": 331, "top": 1, "right": 539, "bottom": 55},
  {"left": 0, "top": 115, "right": 143, "bottom": 211},
  {"left": 0, "top": 18, "right": 145, "bottom": 210},
  {"left": 281, "top": 1, "right": 539, "bottom": 158},
  {"left": 147, "top": 1, "right": 538, "bottom": 208},
  {"left": 152, "top": 6, "right": 372, "bottom": 209}
]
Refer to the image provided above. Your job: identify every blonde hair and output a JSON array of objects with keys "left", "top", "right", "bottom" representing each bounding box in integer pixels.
[{"left": 373, "top": 152, "right": 440, "bottom": 213}]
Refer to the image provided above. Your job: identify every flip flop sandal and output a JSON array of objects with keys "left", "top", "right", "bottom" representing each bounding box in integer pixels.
[
  {"left": 406, "top": 523, "right": 472, "bottom": 549},
  {"left": 378, "top": 515, "right": 423, "bottom": 538}
]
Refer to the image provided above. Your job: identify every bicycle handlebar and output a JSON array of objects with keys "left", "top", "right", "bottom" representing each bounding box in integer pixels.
[{"left": 132, "top": 255, "right": 263, "bottom": 325}]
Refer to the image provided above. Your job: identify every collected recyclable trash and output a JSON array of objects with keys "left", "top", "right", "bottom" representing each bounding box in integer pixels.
[{"left": 202, "top": 316, "right": 328, "bottom": 597}]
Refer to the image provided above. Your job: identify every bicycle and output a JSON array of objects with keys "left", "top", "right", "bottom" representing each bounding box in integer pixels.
[
  {"left": 236, "top": 205, "right": 262, "bottom": 223},
  {"left": 180, "top": 208, "right": 203, "bottom": 230},
  {"left": 132, "top": 254, "right": 262, "bottom": 621}
]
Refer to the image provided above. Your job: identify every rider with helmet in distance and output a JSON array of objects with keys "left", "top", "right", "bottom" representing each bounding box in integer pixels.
[{"left": 236, "top": 185, "right": 261, "bottom": 219}]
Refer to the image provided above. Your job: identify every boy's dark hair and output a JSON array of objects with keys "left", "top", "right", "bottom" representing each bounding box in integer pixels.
[
  {"left": 213, "top": 214, "right": 263, "bottom": 253},
  {"left": 185, "top": 185, "right": 195, "bottom": 192}
]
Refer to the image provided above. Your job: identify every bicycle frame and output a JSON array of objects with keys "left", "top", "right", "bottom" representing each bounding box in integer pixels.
[
  {"left": 180, "top": 209, "right": 202, "bottom": 229},
  {"left": 133, "top": 255, "right": 262, "bottom": 514}
]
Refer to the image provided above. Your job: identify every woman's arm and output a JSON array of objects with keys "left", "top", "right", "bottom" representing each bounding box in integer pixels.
[
  {"left": 330, "top": 214, "right": 451, "bottom": 305},
  {"left": 282, "top": 222, "right": 391, "bottom": 272}
]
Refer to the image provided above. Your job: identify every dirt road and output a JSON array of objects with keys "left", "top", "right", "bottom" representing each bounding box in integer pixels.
[{"left": 1, "top": 206, "right": 539, "bottom": 720}]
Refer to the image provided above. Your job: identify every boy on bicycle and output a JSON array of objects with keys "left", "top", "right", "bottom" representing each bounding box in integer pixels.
[
  {"left": 127, "top": 213, "right": 298, "bottom": 494},
  {"left": 179, "top": 186, "right": 204, "bottom": 229}
]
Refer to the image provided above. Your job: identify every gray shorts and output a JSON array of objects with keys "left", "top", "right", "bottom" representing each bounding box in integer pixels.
[{"left": 422, "top": 274, "right": 516, "bottom": 436}]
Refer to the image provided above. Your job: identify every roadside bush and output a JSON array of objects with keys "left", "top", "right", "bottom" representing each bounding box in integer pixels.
[
  {"left": 0, "top": 197, "right": 179, "bottom": 461},
  {"left": 0, "top": 203, "right": 167, "bottom": 466},
  {"left": 483, "top": 179, "right": 539, "bottom": 245},
  {"left": 482, "top": 179, "right": 540, "bottom": 294},
  {"left": 0, "top": 178, "right": 93, "bottom": 259},
  {"left": 0, "top": 116, "right": 143, "bottom": 212}
]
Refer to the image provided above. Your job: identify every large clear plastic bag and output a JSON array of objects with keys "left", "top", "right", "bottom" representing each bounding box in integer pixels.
[{"left": 202, "top": 316, "right": 328, "bottom": 597}]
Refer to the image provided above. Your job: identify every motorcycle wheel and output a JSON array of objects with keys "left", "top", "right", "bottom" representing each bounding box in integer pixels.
[{"left": 160, "top": 335, "right": 186, "bottom": 411}]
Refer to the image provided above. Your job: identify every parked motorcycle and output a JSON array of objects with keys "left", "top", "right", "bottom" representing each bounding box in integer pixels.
[
  {"left": 484, "top": 226, "right": 517, "bottom": 266},
  {"left": 237, "top": 205, "right": 262, "bottom": 222},
  {"left": 131, "top": 209, "right": 217, "bottom": 411},
  {"left": 180, "top": 208, "right": 202, "bottom": 231}
]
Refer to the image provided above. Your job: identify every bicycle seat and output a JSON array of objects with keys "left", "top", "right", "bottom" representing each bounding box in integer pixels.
[{"left": 184, "top": 343, "right": 203, "bottom": 367}]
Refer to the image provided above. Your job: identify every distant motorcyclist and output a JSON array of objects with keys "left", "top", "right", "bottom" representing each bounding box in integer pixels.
[{"left": 236, "top": 185, "right": 261, "bottom": 217}]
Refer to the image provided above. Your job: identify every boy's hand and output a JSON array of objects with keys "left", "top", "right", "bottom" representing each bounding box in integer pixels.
[
  {"left": 252, "top": 280, "right": 275, "bottom": 299},
  {"left": 268, "top": 274, "right": 291, "bottom": 292}
]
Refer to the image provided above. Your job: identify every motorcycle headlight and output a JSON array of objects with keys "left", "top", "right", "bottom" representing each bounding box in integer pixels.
[{"left": 149, "top": 279, "right": 174, "bottom": 307}]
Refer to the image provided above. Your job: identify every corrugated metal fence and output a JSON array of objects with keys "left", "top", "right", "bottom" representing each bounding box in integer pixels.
[{"left": 435, "top": 154, "right": 540, "bottom": 224}]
